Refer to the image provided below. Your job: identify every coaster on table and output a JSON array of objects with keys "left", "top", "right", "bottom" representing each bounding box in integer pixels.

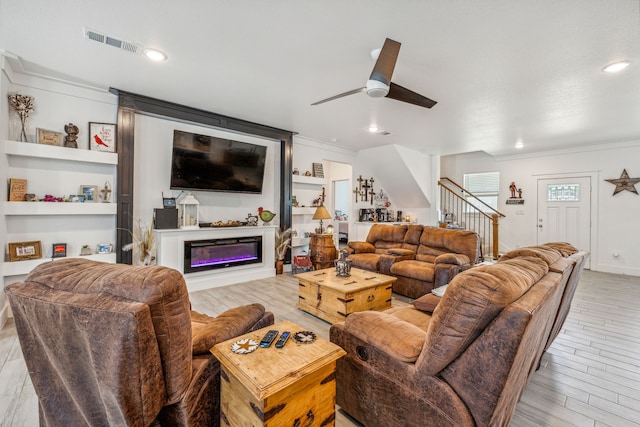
[
  {"left": 231, "top": 338, "right": 259, "bottom": 354},
  {"left": 293, "top": 331, "right": 317, "bottom": 344}
]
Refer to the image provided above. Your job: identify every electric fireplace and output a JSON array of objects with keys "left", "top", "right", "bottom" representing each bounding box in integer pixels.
[{"left": 184, "top": 236, "right": 262, "bottom": 273}]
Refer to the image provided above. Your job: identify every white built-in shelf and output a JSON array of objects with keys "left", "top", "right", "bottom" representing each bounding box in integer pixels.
[
  {"left": 5, "top": 139, "right": 118, "bottom": 165},
  {"left": 292, "top": 175, "right": 326, "bottom": 185},
  {"left": 292, "top": 207, "right": 317, "bottom": 215},
  {"left": 292, "top": 237, "right": 311, "bottom": 247},
  {"left": 4, "top": 201, "right": 117, "bottom": 216},
  {"left": 3, "top": 253, "right": 117, "bottom": 277}
]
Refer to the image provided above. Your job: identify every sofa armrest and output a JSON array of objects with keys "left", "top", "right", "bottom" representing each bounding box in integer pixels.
[
  {"left": 191, "top": 303, "right": 267, "bottom": 354},
  {"left": 378, "top": 253, "right": 415, "bottom": 275},
  {"left": 386, "top": 248, "right": 415, "bottom": 257},
  {"left": 348, "top": 241, "right": 375, "bottom": 253},
  {"left": 343, "top": 311, "right": 426, "bottom": 363},
  {"left": 435, "top": 253, "right": 471, "bottom": 265}
]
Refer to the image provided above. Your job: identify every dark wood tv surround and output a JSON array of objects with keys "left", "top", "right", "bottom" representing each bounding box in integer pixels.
[{"left": 109, "top": 89, "right": 294, "bottom": 265}]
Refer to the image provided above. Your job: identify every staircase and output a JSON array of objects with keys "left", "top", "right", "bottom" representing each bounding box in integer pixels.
[{"left": 438, "top": 177, "right": 505, "bottom": 260}]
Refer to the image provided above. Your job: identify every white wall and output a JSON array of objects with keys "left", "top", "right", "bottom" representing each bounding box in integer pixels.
[
  {"left": 441, "top": 141, "right": 640, "bottom": 276},
  {"left": 134, "top": 114, "right": 281, "bottom": 227}
]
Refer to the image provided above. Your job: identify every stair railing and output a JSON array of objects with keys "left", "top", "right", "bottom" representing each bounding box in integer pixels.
[{"left": 438, "top": 177, "right": 506, "bottom": 260}]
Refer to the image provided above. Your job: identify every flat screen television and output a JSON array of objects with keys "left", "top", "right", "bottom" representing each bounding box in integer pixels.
[{"left": 170, "top": 130, "right": 267, "bottom": 194}]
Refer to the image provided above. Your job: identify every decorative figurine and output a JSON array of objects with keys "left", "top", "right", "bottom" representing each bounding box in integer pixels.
[
  {"left": 64, "top": 123, "right": 79, "bottom": 148},
  {"left": 509, "top": 182, "right": 517, "bottom": 198}
]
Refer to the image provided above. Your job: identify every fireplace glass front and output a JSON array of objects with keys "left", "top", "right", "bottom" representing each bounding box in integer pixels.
[{"left": 184, "top": 236, "right": 262, "bottom": 273}]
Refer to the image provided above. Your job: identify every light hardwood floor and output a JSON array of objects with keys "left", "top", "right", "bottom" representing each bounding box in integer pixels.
[{"left": 1, "top": 269, "right": 639, "bottom": 426}]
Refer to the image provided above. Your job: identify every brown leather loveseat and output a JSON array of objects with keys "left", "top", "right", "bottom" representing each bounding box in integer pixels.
[
  {"left": 345, "top": 224, "right": 480, "bottom": 298},
  {"left": 5, "top": 258, "right": 274, "bottom": 427},
  {"left": 330, "top": 244, "right": 588, "bottom": 427}
]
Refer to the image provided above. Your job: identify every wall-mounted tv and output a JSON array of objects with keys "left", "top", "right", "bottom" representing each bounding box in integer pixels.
[{"left": 170, "top": 130, "right": 267, "bottom": 194}]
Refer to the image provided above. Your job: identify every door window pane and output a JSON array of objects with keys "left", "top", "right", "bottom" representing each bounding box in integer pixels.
[{"left": 547, "top": 184, "right": 579, "bottom": 201}]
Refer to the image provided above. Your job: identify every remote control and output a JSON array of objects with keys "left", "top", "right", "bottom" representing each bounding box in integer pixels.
[
  {"left": 259, "top": 330, "right": 279, "bottom": 348},
  {"left": 275, "top": 331, "right": 290, "bottom": 348}
]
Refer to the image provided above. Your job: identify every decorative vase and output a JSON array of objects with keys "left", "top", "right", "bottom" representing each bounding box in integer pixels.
[{"left": 275, "top": 259, "right": 284, "bottom": 275}]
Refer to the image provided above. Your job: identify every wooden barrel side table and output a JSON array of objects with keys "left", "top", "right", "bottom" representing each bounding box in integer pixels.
[{"left": 309, "top": 233, "right": 337, "bottom": 270}]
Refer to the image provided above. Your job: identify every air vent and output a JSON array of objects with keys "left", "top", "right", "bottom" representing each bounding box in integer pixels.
[{"left": 84, "top": 27, "right": 142, "bottom": 55}]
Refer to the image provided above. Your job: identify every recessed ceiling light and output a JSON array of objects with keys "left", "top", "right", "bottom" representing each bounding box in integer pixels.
[
  {"left": 515, "top": 140, "right": 524, "bottom": 149},
  {"left": 143, "top": 48, "right": 167, "bottom": 61},
  {"left": 368, "top": 126, "right": 379, "bottom": 133},
  {"left": 602, "top": 61, "right": 630, "bottom": 73}
]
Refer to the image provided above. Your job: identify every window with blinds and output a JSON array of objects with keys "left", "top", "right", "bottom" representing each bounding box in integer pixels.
[{"left": 463, "top": 171, "right": 500, "bottom": 212}]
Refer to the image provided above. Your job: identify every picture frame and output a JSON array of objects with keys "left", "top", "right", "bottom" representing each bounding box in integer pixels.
[
  {"left": 52, "top": 243, "right": 67, "bottom": 258},
  {"left": 9, "top": 178, "right": 27, "bottom": 201},
  {"left": 96, "top": 243, "right": 113, "bottom": 254},
  {"left": 89, "top": 122, "right": 117, "bottom": 152},
  {"left": 79, "top": 185, "right": 98, "bottom": 202},
  {"left": 312, "top": 162, "right": 324, "bottom": 178},
  {"left": 36, "top": 128, "right": 64, "bottom": 146},
  {"left": 8, "top": 240, "right": 42, "bottom": 262}
]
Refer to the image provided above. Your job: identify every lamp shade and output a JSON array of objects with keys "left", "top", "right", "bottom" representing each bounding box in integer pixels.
[{"left": 312, "top": 204, "right": 331, "bottom": 220}]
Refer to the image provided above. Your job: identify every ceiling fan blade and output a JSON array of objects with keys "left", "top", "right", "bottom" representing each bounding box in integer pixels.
[
  {"left": 311, "top": 87, "right": 366, "bottom": 106},
  {"left": 387, "top": 82, "right": 438, "bottom": 109},
  {"left": 369, "top": 38, "right": 401, "bottom": 84}
]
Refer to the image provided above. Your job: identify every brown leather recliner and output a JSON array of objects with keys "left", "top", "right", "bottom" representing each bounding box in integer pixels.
[{"left": 5, "top": 258, "right": 274, "bottom": 427}]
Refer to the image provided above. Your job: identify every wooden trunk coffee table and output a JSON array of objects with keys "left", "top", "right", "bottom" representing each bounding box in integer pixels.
[
  {"left": 295, "top": 267, "right": 397, "bottom": 324},
  {"left": 211, "top": 320, "right": 345, "bottom": 426}
]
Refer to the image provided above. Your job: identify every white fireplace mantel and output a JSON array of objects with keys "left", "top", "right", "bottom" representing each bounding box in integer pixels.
[{"left": 154, "top": 226, "right": 276, "bottom": 292}]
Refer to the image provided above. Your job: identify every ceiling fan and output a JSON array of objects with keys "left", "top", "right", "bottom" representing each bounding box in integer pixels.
[{"left": 311, "top": 38, "right": 437, "bottom": 109}]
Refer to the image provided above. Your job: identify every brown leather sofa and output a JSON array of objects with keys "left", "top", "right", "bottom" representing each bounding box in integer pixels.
[
  {"left": 5, "top": 258, "right": 274, "bottom": 427},
  {"left": 345, "top": 224, "right": 480, "bottom": 298},
  {"left": 330, "top": 244, "right": 588, "bottom": 427}
]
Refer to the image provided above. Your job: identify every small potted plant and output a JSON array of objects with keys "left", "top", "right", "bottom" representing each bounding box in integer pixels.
[{"left": 274, "top": 227, "right": 292, "bottom": 274}]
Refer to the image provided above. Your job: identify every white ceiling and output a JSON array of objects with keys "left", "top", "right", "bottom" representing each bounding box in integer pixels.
[{"left": 1, "top": 0, "right": 639, "bottom": 157}]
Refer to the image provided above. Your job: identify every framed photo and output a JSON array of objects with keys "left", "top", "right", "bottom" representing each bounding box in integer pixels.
[
  {"left": 79, "top": 185, "right": 98, "bottom": 202},
  {"left": 8, "top": 241, "right": 42, "bottom": 262},
  {"left": 89, "top": 122, "right": 117, "bottom": 152},
  {"left": 96, "top": 243, "right": 113, "bottom": 254},
  {"left": 36, "top": 128, "right": 64, "bottom": 146},
  {"left": 52, "top": 243, "right": 67, "bottom": 258}
]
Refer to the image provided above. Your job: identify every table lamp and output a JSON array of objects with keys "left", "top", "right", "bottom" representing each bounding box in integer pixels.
[{"left": 312, "top": 204, "right": 331, "bottom": 234}]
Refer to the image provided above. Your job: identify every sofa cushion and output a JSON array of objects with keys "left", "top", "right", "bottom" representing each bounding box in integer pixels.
[
  {"left": 348, "top": 253, "right": 382, "bottom": 271},
  {"left": 390, "top": 260, "right": 435, "bottom": 282},
  {"left": 418, "top": 228, "right": 480, "bottom": 264},
  {"left": 421, "top": 256, "right": 549, "bottom": 375},
  {"left": 191, "top": 303, "right": 266, "bottom": 355},
  {"left": 348, "top": 241, "right": 375, "bottom": 253},
  {"left": 543, "top": 242, "right": 579, "bottom": 257},
  {"left": 435, "top": 253, "right": 471, "bottom": 265},
  {"left": 385, "top": 306, "right": 433, "bottom": 331},
  {"left": 366, "top": 224, "right": 408, "bottom": 245},
  {"left": 386, "top": 248, "right": 415, "bottom": 257},
  {"left": 401, "top": 224, "right": 424, "bottom": 252},
  {"left": 345, "top": 311, "right": 426, "bottom": 363},
  {"left": 412, "top": 293, "right": 441, "bottom": 313},
  {"left": 499, "top": 245, "right": 562, "bottom": 266}
]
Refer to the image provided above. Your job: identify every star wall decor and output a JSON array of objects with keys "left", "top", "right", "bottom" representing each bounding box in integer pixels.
[{"left": 605, "top": 169, "right": 640, "bottom": 196}]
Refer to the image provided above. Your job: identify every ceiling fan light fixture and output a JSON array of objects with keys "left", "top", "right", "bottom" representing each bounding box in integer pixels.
[
  {"left": 515, "top": 141, "right": 524, "bottom": 149},
  {"left": 366, "top": 79, "right": 389, "bottom": 98},
  {"left": 602, "top": 61, "right": 630, "bottom": 73},
  {"left": 368, "top": 126, "right": 379, "bottom": 133}
]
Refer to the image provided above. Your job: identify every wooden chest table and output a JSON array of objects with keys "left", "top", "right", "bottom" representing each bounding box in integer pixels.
[
  {"left": 295, "top": 267, "right": 396, "bottom": 324},
  {"left": 211, "top": 320, "right": 345, "bottom": 426}
]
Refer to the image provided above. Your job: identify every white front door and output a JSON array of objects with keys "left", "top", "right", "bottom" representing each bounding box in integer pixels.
[{"left": 537, "top": 176, "right": 591, "bottom": 268}]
